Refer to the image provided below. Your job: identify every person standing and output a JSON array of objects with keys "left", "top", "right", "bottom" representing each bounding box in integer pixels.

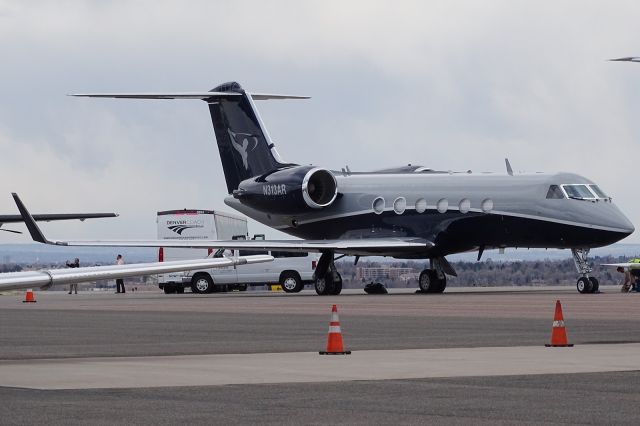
[
  {"left": 115, "top": 254, "right": 126, "bottom": 294},
  {"left": 66, "top": 257, "right": 80, "bottom": 294},
  {"left": 617, "top": 266, "right": 632, "bottom": 293}
]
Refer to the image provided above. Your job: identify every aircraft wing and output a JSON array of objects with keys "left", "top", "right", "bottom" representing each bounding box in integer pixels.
[
  {"left": 12, "top": 193, "right": 434, "bottom": 257},
  {"left": 0, "top": 212, "right": 118, "bottom": 224},
  {"left": 601, "top": 263, "right": 640, "bottom": 269},
  {"left": 0, "top": 255, "right": 272, "bottom": 292},
  {"left": 38, "top": 238, "right": 432, "bottom": 256}
]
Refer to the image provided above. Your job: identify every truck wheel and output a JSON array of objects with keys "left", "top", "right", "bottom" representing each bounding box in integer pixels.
[
  {"left": 191, "top": 274, "right": 213, "bottom": 294},
  {"left": 330, "top": 273, "right": 342, "bottom": 295},
  {"left": 281, "top": 272, "right": 303, "bottom": 293}
]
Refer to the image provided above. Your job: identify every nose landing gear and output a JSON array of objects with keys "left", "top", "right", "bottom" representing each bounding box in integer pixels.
[{"left": 572, "top": 248, "right": 599, "bottom": 294}]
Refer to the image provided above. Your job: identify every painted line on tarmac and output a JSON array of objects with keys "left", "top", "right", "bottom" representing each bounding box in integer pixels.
[{"left": 1, "top": 344, "right": 639, "bottom": 390}]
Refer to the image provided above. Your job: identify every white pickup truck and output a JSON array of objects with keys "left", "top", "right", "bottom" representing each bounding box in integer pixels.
[{"left": 157, "top": 209, "right": 317, "bottom": 294}]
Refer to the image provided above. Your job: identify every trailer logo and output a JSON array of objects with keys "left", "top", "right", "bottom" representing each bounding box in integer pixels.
[
  {"left": 228, "top": 129, "right": 258, "bottom": 170},
  {"left": 166, "top": 219, "right": 204, "bottom": 235}
]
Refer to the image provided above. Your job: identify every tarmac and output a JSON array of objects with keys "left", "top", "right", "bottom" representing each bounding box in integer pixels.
[{"left": 1, "top": 286, "right": 639, "bottom": 424}]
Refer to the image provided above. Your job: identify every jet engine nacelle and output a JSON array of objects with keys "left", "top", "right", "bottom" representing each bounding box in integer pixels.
[{"left": 233, "top": 166, "right": 338, "bottom": 214}]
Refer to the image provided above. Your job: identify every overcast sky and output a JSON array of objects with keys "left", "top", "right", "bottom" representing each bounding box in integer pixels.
[{"left": 1, "top": 0, "right": 640, "bottom": 244}]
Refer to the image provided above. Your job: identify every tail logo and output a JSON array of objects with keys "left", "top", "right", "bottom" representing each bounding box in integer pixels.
[{"left": 228, "top": 129, "right": 258, "bottom": 170}]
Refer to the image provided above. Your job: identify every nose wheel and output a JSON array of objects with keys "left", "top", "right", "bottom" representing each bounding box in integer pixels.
[{"left": 572, "top": 249, "right": 599, "bottom": 294}]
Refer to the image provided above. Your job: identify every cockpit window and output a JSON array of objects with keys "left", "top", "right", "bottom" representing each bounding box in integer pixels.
[
  {"left": 562, "top": 184, "right": 596, "bottom": 200},
  {"left": 546, "top": 185, "right": 565, "bottom": 199},
  {"left": 589, "top": 185, "right": 608, "bottom": 199}
]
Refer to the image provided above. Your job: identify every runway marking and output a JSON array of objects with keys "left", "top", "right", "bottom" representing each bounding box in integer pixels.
[{"left": 1, "top": 344, "right": 639, "bottom": 390}]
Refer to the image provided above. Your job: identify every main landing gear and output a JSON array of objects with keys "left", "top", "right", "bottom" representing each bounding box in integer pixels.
[
  {"left": 572, "top": 248, "right": 599, "bottom": 294},
  {"left": 418, "top": 258, "right": 448, "bottom": 293},
  {"left": 313, "top": 252, "right": 342, "bottom": 295}
]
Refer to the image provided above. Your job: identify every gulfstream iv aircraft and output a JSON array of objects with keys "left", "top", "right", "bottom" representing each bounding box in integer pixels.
[{"left": 11, "top": 82, "right": 636, "bottom": 295}]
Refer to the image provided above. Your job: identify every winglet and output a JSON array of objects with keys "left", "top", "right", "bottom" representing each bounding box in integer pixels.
[
  {"left": 11, "top": 193, "right": 50, "bottom": 244},
  {"left": 609, "top": 57, "right": 640, "bottom": 62},
  {"left": 505, "top": 158, "right": 514, "bottom": 176}
]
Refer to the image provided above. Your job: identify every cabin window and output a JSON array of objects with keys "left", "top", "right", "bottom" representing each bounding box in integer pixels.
[
  {"left": 372, "top": 197, "right": 385, "bottom": 214},
  {"left": 546, "top": 185, "right": 565, "bottom": 199},
  {"left": 562, "top": 184, "right": 596, "bottom": 200},
  {"left": 481, "top": 198, "right": 494, "bottom": 212},
  {"left": 458, "top": 198, "right": 471, "bottom": 213},
  {"left": 436, "top": 198, "right": 448, "bottom": 213},
  {"left": 393, "top": 197, "right": 406, "bottom": 214},
  {"left": 415, "top": 198, "right": 427, "bottom": 213}
]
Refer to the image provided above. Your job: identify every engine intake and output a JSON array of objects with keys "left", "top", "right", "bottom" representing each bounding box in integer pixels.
[
  {"left": 234, "top": 166, "right": 338, "bottom": 214},
  {"left": 302, "top": 168, "right": 338, "bottom": 208}
]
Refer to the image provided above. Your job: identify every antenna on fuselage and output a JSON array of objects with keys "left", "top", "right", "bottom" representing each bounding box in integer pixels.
[{"left": 505, "top": 158, "right": 514, "bottom": 176}]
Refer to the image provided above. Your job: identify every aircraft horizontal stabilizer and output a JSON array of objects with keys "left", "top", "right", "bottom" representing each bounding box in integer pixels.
[
  {"left": 70, "top": 93, "right": 309, "bottom": 101},
  {"left": 0, "top": 255, "right": 272, "bottom": 292}
]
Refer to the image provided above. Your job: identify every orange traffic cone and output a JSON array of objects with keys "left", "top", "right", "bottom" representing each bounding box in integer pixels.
[
  {"left": 545, "top": 300, "right": 573, "bottom": 347},
  {"left": 319, "top": 304, "right": 351, "bottom": 355},
  {"left": 23, "top": 289, "right": 36, "bottom": 303}
]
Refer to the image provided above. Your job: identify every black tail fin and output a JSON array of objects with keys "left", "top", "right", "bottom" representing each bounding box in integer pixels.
[
  {"left": 71, "top": 81, "right": 308, "bottom": 194},
  {"left": 207, "top": 82, "right": 292, "bottom": 193}
]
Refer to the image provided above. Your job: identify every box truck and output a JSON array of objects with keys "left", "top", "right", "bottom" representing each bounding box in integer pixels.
[{"left": 157, "top": 209, "right": 317, "bottom": 294}]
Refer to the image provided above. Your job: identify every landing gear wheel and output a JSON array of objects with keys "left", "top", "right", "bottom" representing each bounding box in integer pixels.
[
  {"left": 588, "top": 277, "right": 599, "bottom": 293},
  {"left": 314, "top": 277, "right": 331, "bottom": 295},
  {"left": 432, "top": 274, "right": 447, "bottom": 293},
  {"left": 163, "top": 284, "right": 176, "bottom": 294},
  {"left": 418, "top": 269, "right": 438, "bottom": 293},
  {"left": 330, "top": 273, "right": 342, "bottom": 295},
  {"left": 281, "top": 272, "right": 303, "bottom": 293},
  {"left": 577, "top": 277, "right": 593, "bottom": 294},
  {"left": 191, "top": 274, "right": 213, "bottom": 294}
]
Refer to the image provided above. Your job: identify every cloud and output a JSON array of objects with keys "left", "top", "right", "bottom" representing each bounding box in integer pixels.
[{"left": 1, "top": 0, "right": 640, "bottom": 243}]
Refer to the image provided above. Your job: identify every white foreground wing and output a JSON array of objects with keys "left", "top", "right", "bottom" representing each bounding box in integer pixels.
[
  {"left": 601, "top": 262, "right": 640, "bottom": 269},
  {"left": 0, "top": 255, "right": 272, "bottom": 292}
]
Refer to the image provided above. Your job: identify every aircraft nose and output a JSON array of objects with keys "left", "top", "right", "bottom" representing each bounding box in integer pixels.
[{"left": 611, "top": 205, "right": 635, "bottom": 236}]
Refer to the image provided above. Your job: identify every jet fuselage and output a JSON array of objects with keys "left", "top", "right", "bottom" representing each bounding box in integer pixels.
[{"left": 226, "top": 170, "right": 634, "bottom": 257}]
